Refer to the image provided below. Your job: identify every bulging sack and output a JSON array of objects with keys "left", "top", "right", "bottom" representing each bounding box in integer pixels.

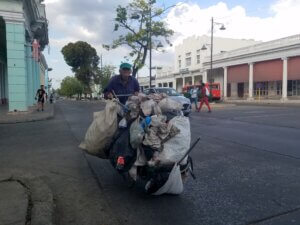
[
  {"left": 79, "top": 101, "right": 118, "bottom": 158},
  {"left": 130, "top": 118, "right": 145, "bottom": 149},
  {"left": 158, "top": 98, "right": 182, "bottom": 113},
  {"left": 152, "top": 164, "right": 184, "bottom": 195},
  {"left": 156, "top": 116, "right": 191, "bottom": 165}
]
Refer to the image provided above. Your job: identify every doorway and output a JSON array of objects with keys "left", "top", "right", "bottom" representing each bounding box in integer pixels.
[
  {"left": 238, "top": 83, "right": 244, "bottom": 98},
  {"left": 227, "top": 83, "right": 231, "bottom": 97}
]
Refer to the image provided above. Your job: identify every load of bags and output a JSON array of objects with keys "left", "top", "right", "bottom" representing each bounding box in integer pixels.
[{"left": 79, "top": 93, "right": 193, "bottom": 195}]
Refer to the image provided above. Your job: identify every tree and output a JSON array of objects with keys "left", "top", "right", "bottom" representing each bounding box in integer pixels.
[
  {"left": 59, "top": 76, "right": 84, "bottom": 98},
  {"left": 61, "top": 41, "right": 99, "bottom": 87},
  {"left": 103, "top": 0, "right": 174, "bottom": 77},
  {"left": 94, "top": 65, "right": 116, "bottom": 92},
  {"left": 100, "top": 65, "right": 116, "bottom": 92}
]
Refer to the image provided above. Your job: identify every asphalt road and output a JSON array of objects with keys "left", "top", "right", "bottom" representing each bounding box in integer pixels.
[{"left": 57, "top": 100, "right": 300, "bottom": 225}]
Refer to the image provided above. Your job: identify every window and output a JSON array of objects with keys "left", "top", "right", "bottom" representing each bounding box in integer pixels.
[
  {"left": 156, "top": 88, "right": 180, "bottom": 96},
  {"left": 185, "top": 57, "right": 191, "bottom": 66},
  {"left": 196, "top": 49, "right": 201, "bottom": 64},
  {"left": 178, "top": 60, "right": 181, "bottom": 68},
  {"left": 276, "top": 81, "right": 282, "bottom": 95},
  {"left": 185, "top": 52, "right": 192, "bottom": 66},
  {"left": 197, "top": 55, "right": 200, "bottom": 64},
  {"left": 288, "top": 80, "right": 300, "bottom": 96},
  {"left": 254, "top": 82, "right": 268, "bottom": 96}
]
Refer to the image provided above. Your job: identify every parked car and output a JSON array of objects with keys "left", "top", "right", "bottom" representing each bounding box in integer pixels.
[{"left": 144, "top": 87, "right": 191, "bottom": 116}]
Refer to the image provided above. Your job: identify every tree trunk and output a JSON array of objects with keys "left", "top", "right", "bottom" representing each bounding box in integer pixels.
[
  {"left": 132, "top": 67, "right": 138, "bottom": 78},
  {"left": 132, "top": 46, "right": 148, "bottom": 78}
]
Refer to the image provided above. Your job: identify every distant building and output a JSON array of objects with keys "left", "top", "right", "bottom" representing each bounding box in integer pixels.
[
  {"left": 154, "top": 34, "right": 300, "bottom": 101},
  {"left": 156, "top": 35, "right": 259, "bottom": 92},
  {"left": 202, "top": 34, "right": 300, "bottom": 101},
  {"left": 0, "top": 0, "right": 49, "bottom": 112}
]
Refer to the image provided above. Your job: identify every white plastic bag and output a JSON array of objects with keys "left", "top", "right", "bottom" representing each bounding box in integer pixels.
[
  {"left": 79, "top": 101, "right": 118, "bottom": 158},
  {"left": 152, "top": 163, "right": 183, "bottom": 195},
  {"left": 119, "top": 118, "right": 127, "bottom": 128},
  {"left": 156, "top": 116, "right": 191, "bottom": 165},
  {"left": 158, "top": 98, "right": 182, "bottom": 113},
  {"left": 130, "top": 118, "right": 145, "bottom": 149}
]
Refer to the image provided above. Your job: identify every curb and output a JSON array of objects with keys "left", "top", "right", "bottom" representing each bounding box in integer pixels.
[
  {"left": 0, "top": 104, "right": 55, "bottom": 124},
  {"left": 224, "top": 101, "right": 300, "bottom": 108},
  {"left": 0, "top": 170, "right": 55, "bottom": 225}
]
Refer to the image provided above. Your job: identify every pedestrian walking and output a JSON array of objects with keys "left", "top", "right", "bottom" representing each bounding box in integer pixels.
[
  {"left": 35, "top": 85, "right": 46, "bottom": 111},
  {"left": 189, "top": 86, "right": 199, "bottom": 111},
  {"left": 49, "top": 93, "right": 54, "bottom": 104},
  {"left": 197, "top": 82, "right": 212, "bottom": 113}
]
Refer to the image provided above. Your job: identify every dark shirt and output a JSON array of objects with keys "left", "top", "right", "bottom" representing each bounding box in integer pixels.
[
  {"left": 37, "top": 89, "right": 46, "bottom": 100},
  {"left": 104, "top": 75, "right": 140, "bottom": 104}
]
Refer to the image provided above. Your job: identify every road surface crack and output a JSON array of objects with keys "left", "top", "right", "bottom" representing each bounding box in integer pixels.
[{"left": 246, "top": 206, "right": 300, "bottom": 224}]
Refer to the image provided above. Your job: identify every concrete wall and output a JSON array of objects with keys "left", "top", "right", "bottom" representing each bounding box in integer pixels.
[
  {"left": 174, "top": 35, "right": 260, "bottom": 73},
  {"left": 6, "top": 22, "right": 28, "bottom": 111},
  {"left": 156, "top": 76, "right": 174, "bottom": 88},
  {"left": 0, "top": 0, "right": 23, "bottom": 12}
]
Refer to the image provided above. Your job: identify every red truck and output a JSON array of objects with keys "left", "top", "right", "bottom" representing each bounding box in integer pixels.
[{"left": 182, "top": 83, "right": 221, "bottom": 101}]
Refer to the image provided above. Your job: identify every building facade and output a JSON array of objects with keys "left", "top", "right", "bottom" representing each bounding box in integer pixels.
[
  {"left": 156, "top": 35, "right": 260, "bottom": 92},
  {"left": 0, "top": 0, "right": 49, "bottom": 112},
  {"left": 203, "top": 34, "right": 300, "bottom": 101}
]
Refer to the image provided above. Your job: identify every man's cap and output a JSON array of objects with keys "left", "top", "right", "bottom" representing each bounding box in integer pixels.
[{"left": 120, "top": 63, "right": 132, "bottom": 70}]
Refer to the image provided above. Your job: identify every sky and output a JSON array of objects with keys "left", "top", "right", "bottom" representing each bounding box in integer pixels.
[{"left": 43, "top": 0, "right": 300, "bottom": 88}]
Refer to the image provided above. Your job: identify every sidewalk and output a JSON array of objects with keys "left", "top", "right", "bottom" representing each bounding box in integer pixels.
[
  {"left": 224, "top": 99, "right": 300, "bottom": 107},
  {"left": 0, "top": 169, "right": 55, "bottom": 225},
  {"left": 0, "top": 101, "right": 120, "bottom": 225},
  {"left": 0, "top": 103, "right": 54, "bottom": 124},
  {"left": 191, "top": 102, "right": 236, "bottom": 111}
]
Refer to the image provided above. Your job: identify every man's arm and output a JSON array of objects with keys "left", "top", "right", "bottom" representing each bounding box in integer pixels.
[{"left": 35, "top": 90, "right": 39, "bottom": 99}]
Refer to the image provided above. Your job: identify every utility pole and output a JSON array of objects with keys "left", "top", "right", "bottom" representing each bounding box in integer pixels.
[
  {"left": 210, "top": 17, "right": 214, "bottom": 84},
  {"left": 100, "top": 54, "right": 103, "bottom": 72},
  {"left": 149, "top": 0, "right": 152, "bottom": 88}
]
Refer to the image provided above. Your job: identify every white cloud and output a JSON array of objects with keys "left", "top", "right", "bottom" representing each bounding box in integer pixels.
[
  {"left": 44, "top": 0, "right": 60, "bottom": 4},
  {"left": 166, "top": 0, "right": 300, "bottom": 45}
]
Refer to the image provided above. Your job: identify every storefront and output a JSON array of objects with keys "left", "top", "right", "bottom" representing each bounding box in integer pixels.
[
  {"left": 0, "top": 0, "right": 49, "bottom": 112},
  {"left": 203, "top": 34, "right": 300, "bottom": 101}
]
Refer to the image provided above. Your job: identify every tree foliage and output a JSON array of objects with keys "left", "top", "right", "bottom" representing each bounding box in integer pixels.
[
  {"left": 61, "top": 41, "right": 99, "bottom": 87},
  {"left": 103, "top": 0, "right": 174, "bottom": 77},
  {"left": 93, "top": 65, "right": 116, "bottom": 92},
  {"left": 59, "top": 76, "right": 84, "bottom": 98},
  {"left": 100, "top": 65, "right": 116, "bottom": 92}
]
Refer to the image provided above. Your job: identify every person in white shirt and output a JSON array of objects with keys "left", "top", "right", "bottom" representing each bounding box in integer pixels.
[{"left": 189, "top": 86, "right": 199, "bottom": 111}]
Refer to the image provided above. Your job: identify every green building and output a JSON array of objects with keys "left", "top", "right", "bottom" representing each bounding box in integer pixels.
[{"left": 0, "top": 0, "right": 49, "bottom": 112}]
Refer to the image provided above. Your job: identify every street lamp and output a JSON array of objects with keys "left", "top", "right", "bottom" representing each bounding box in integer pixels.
[
  {"left": 201, "top": 17, "right": 225, "bottom": 84},
  {"left": 148, "top": 0, "right": 157, "bottom": 88}
]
